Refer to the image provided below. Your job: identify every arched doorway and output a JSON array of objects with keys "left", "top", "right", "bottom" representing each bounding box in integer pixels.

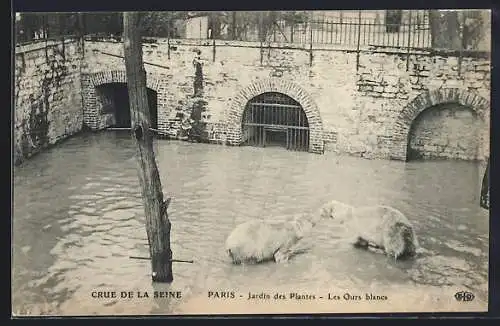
[
  {"left": 241, "top": 92, "right": 310, "bottom": 151},
  {"left": 406, "top": 103, "right": 482, "bottom": 161},
  {"left": 95, "top": 82, "right": 158, "bottom": 129}
]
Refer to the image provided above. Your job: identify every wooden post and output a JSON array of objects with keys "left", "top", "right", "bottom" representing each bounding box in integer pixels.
[
  {"left": 123, "top": 12, "right": 174, "bottom": 283},
  {"left": 232, "top": 11, "right": 237, "bottom": 40},
  {"left": 480, "top": 158, "right": 490, "bottom": 210}
]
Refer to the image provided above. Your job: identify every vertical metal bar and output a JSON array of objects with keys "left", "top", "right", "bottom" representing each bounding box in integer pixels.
[
  {"left": 260, "top": 105, "right": 264, "bottom": 146},
  {"left": 458, "top": 12, "right": 465, "bottom": 78},
  {"left": 295, "top": 109, "right": 299, "bottom": 150},
  {"left": 339, "top": 14, "right": 343, "bottom": 43},
  {"left": 286, "top": 128, "right": 290, "bottom": 149},
  {"left": 260, "top": 41, "right": 263, "bottom": 65},
  {"left": 415, "top": 11, "right": 421, "bottom": 48},
  {"left": 298, "top": 109, "right": 302, "bottom": 150},
  {"left": 406, "top": 11, "right": 412, "bottom": 71},
  {"left": 272, "top": 106, "right": 275, "bottom": 125},
  {"left": 362, "top": 20, "right": 366, "bottom": 45},
  {"left": 367, "top": 19, "right": 371, "bottom": 46},
  {"left": 329, "top": 20, "right": 333, "bottom": 44},
  {"left": 302, "top": 128, "right": 304, "bottom": 152},
  {"left": 251, "top": 105, "right": 254, "bottom": 146},
  {"left": 309, "top": 13, "right": 313, "bottom": 45},
  {"left": 396, "top": 14, "right": 401, "bottom": 47},
  {"left": 263, "top": 127, "right": 266, "bottom": 147},
  {"left": 256, "top": 124, "right": 259, "bottom": 147},
  {"left": 298, "top": 107, "right": 302, "bottom": 127},
  {"left": 257, "top": 125, "right": 260, "bottom": 147},
  {"left": 342, "top": 17, "right": 346, "bottom": 44},
  {"left": 306, "top": 129, "right": 311, "bottom": 151},
  {"left": 212, "top": 38, "right": 216, "bottom": 62},
  {"left": 321, "top": 17, "right": 325, "bottom": 43},
  {"left": 298, "top": 129, "right": 300, "bottom": 151},
  {"left": 167, "top": 37, "right": 171, "bottom": 60},
  {"left": 261, "top": 104, "right": 264, "bottom": 126},
  {"left": 356, "top": 10, "right": 362, "bottom": 71},
  {"left": 303, "top": 130, "right": 306, "bottom": 151}
]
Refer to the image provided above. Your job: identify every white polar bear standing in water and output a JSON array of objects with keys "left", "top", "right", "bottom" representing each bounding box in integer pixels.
[
  {"left": 320, "top": 200, "right": 419, "bottom": 260},
  {"left": 225, "top": 211, "right": 330, "bottom": 264}
]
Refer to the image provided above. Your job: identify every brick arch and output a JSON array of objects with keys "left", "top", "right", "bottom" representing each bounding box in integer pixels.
[
  {"left": 225, "top": 78, "right": 324, "bottom": 154},
  {"left": 88, "top": 69, "right": 162, "bottom": 92},
  {"left": 391, "top": 88, "right": 489, "bottom": 161},
  {"left": 82, "top": 70, "right": 167, "bottom": 130}
]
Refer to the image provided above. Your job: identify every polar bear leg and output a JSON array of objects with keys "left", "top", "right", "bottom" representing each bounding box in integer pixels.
[
  {"left": 273, "top": 239, "right": 312, "bottom": 263},
  {"left": 353, "top": 236, "right": 370, "bottom": 249}
]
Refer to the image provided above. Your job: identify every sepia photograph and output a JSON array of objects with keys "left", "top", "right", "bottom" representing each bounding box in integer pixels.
[{"left": 12, "top": 9, "right": 491, "bottom": 316}]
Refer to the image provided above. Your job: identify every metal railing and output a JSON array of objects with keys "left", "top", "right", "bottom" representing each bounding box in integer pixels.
[
  {"left": 15, "top": 11, "right": 489, "bottom": 56},
  {"left": 238, "top": 11, "right": 431, "bottom": 49}
]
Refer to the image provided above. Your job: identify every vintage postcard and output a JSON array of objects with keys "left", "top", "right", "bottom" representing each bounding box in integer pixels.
[{"left": 12, "top": 9, "right": 491, "bottom": 316}]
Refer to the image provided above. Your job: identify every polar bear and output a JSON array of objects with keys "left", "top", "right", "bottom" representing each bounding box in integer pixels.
[
  {"left": 320, "top": 199, "right": 419, "bottom": 260},
  {"left": 225, "top": 211, "right": 330, "bottom": 265}
]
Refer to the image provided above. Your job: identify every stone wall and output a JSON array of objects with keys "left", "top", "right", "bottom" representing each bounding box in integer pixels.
[
  {"left": 353, "top": 48, "right": 490, "bottom": 160},
  {"left": 81, "top": 39, "right": 490, "bottom": 160},
  {"left": 15, "top": 37, "right": 489, "bottom": 163},
  {"left": 408, "top": 103, "right": 482, "bottom": 160},
  {"left": 14, "top": 39, "right": 84, "bottom": 165}
]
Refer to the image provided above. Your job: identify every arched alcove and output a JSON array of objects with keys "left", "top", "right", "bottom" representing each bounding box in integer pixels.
[{"left": 391, "top": 88, "right": 489, "bottom": 161}]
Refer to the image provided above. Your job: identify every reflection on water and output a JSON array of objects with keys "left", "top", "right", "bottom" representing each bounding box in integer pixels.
[{"left": 12, "top": 132, "right": 489, "bottom": 315}]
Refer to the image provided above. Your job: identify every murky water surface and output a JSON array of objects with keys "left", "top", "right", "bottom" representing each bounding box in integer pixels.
[{"left": 12, "top": 132, "right": 489, "bottom": 315}]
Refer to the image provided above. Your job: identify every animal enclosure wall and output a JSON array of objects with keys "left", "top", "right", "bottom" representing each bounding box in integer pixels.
[
  {"left": 13, "top": 36, "right": 490, "bottom": 163},
  {"left": 14, "top": 39, "right": 84, "bottom": 165},
  {"left": 81, "top": 39, "right": 490, "bottom": 160}
]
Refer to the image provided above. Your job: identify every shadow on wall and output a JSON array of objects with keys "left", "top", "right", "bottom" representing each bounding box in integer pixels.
[{"left": 96, "top": 82, "right": 158, "bottom": 129}]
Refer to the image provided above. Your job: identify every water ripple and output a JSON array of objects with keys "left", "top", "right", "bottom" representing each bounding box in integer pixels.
[{"left": 12, "top": 133, "right": 489, "bottom": 315}]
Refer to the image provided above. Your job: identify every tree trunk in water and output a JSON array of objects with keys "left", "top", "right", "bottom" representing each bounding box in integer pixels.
[
  {"left": 429, "top": 10, "right": 462, "bottom": 50},
  {"left": 231, "top": 11, "right": 237, "bottom": 40},
  {"left": 480, "top": 159, "right": 489, "bottom": 210},
  {"left": 123, "top": 12, "right": 173, "bottom": 283},
  {"left": 385, "top": 10, "right": 402, "bottom": 33}
]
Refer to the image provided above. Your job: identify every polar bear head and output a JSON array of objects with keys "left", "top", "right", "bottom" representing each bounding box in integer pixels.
[{"left": 319, "top": 200, "right": 354, "bottom": 224}]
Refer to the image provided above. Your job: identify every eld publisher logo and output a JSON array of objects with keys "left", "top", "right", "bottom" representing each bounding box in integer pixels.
[{"left": 454, "top": 291, "right": 475, "bottom": 302}]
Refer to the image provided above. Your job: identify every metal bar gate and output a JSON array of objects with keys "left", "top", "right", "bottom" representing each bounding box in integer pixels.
[{"left": 242, "top": 92, "right": 309, "bottom": 152}]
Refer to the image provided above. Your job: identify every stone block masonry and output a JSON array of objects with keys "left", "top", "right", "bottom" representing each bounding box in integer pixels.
[
  {"left": 14, "top": 37, "right": 491, "bottom": 163},
  {"left": 14, "top": 39, "right": 85, "bottom": 165}
]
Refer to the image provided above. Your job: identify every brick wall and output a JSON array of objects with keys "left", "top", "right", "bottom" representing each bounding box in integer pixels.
[{"left": 14, "top": 39, "right": 84, "bottom": 165}]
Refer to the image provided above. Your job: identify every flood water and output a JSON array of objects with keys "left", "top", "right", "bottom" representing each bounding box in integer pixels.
[{"left": 12, "top": 132, "right": 489, "bottom": 315}]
